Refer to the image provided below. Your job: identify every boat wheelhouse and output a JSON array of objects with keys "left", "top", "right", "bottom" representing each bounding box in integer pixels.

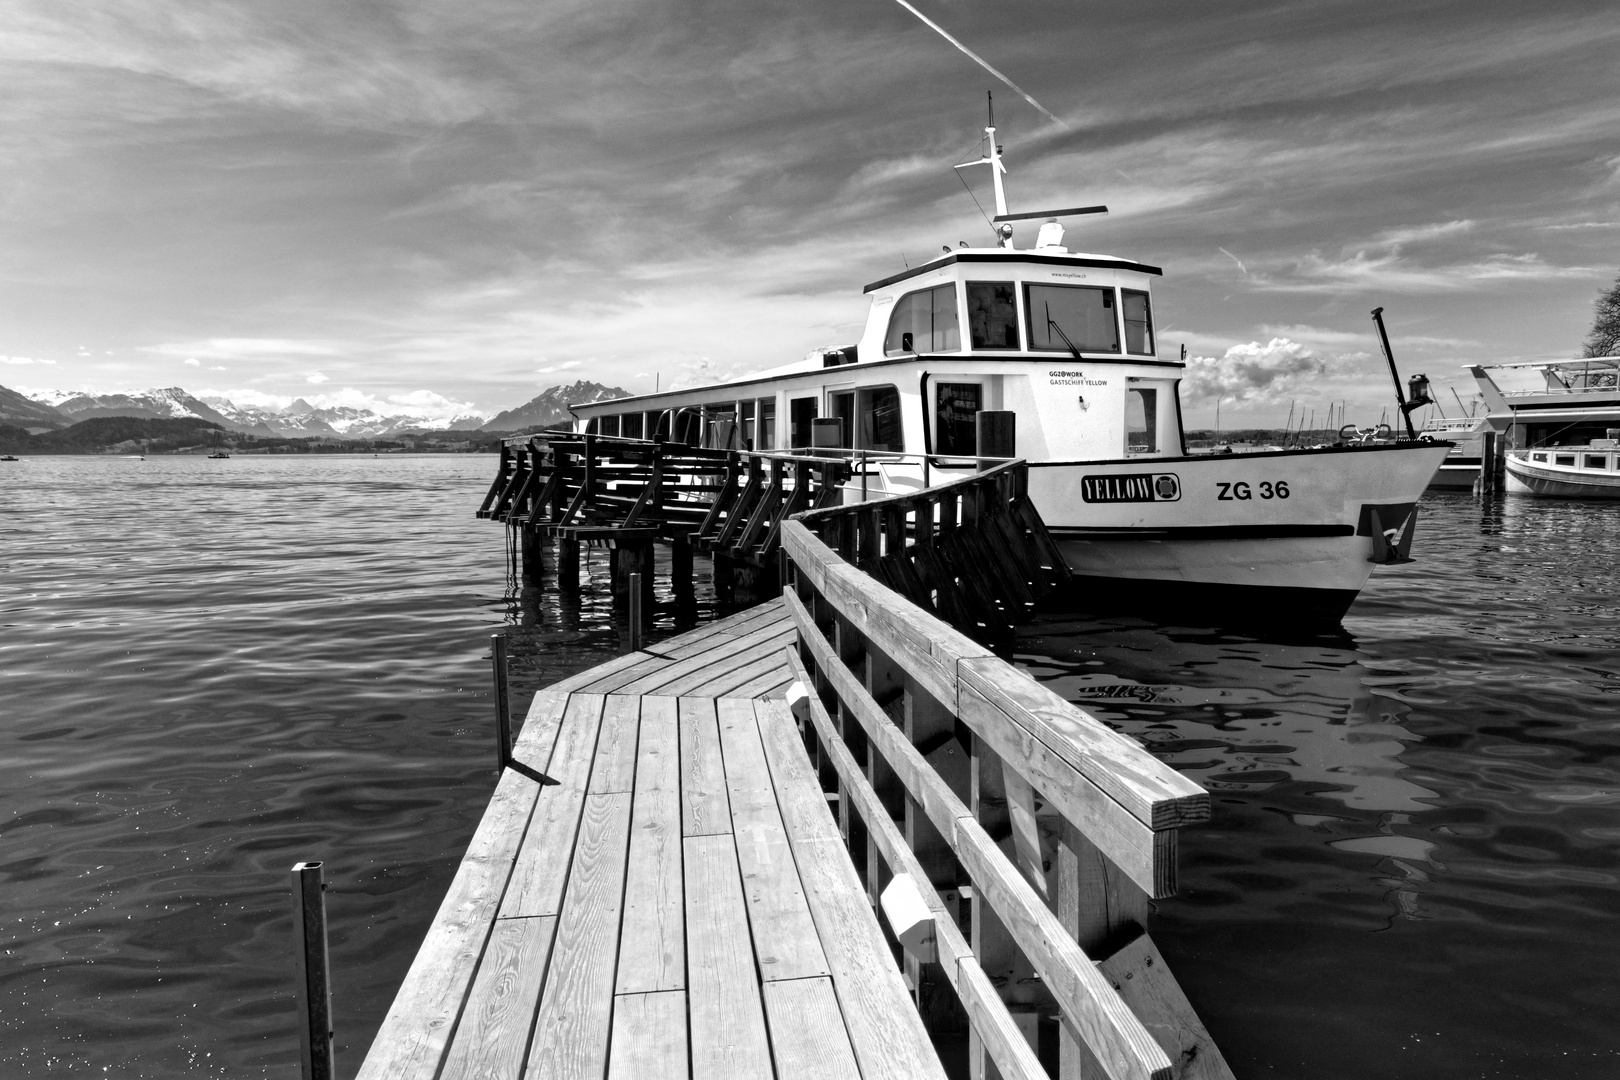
[{"left": 565, "top": 111, "right": 1450, "bottom": 621}]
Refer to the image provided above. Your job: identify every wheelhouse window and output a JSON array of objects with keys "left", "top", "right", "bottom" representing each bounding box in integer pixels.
[
  {"left": 884, "top": 284, "right": 960, "bottom": 355},
  {"left": 1122, "top": 289, "right": 1154, "bottom": 355},
  {"left": 935, "top": 382, "right": 981, "bottom": 456},
  {"left": 1126, "top": 388, "right": 1158, "bottom": 453},
  {"left": 1025, "top": 284, "right": 1119, "bottom": 354},
  {"left": 967, "top": 282, "right": 1019, "bottom": 350},
  {"left": 621, "top": 413, "right": 644, "bottom": 439},
  {"left": 857, "top": 386, "right": 903, "bottom": 451}
]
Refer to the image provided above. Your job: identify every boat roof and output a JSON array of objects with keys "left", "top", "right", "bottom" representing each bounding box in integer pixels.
[{"left": 864, "top": 249, "right": 1163, "bottom": 293}]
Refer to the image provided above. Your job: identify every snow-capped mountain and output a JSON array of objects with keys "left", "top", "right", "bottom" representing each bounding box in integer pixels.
[
  {"left": 482, "top": 380, "right": 629, "bottom": 431},
  {"left": 18, "top": 386, "right": 490, "bottom": 440},
  {"left": 42, "top": 387, "right": 239, "bottom": 429}
]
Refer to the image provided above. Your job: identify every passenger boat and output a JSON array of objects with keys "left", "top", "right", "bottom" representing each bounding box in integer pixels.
[
  {"left": 566, "top": 110, "right": 1450, "bottom": 620},
  {"left": 1505, "top": 439, "right": 1620, "bottom": 498}
]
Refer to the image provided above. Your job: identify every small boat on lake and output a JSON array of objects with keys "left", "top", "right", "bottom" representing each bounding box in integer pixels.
[
  {"left": 207, "top": 451, "right": 230, "bottom": 459},
  {"left": 565, "top": 105, "right": 1449, "bottom": 620},
  {"left": 1505, "top": 438, "right": 1620, "bottom": 498}
]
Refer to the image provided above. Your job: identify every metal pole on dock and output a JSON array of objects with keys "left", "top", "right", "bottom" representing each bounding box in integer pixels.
[
  {"left": 290, "top": 861, "right": 334, "bottom": 1080},
  {"left": 491, "top": 633, "right": 512, "bottom": 772},
  {"left": 628, "top": 573, "right": 644, "bottom": 652}
]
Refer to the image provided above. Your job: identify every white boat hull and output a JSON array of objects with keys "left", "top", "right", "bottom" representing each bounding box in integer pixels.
[
  {"left": 1025, "top": 443, "right": 1449, "bottom": 619},
  {"left": 1505, "top": 453, "right": 1620, "bottom": 498}
]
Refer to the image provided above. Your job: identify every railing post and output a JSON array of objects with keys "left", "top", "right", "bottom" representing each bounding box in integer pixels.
[
  {"left": 491, "top": 633, "right": 512, "bottom": 771},
  {"left": 291, "top": 861, "right": 334, "bottom": 1080}
]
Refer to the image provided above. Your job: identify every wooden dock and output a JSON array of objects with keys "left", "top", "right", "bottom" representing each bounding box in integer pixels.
[
  {"left": 355, "top": 599, "right": 944, "bottom": 1080},
  {"left": 352, "top": 453, "right": 1237, "bottom": 1080}
]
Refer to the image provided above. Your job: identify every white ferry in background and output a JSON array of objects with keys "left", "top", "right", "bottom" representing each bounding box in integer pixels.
[
  {"left": 1427, "top": 356, "right": 1620, "bottom": 493},
  {"left": 566, "top": 108, "right": 1449, "bottom": 621}
]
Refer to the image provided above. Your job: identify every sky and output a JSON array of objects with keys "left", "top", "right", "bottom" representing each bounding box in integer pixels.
[{"left": 1, "top": 0, "right": 1617, "bottom": 426}]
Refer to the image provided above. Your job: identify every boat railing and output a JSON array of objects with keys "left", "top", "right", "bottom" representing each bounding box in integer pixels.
[{"left": 778, "top": 461, "right": 1228, "bottom": 1080}]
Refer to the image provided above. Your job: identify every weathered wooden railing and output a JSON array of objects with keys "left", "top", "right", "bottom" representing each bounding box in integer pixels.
[
  {"left": 477, "top": 433, "right": 852, "bottom": 572},
  {"left": 796, "top": 458, "right": 1071, "bottom": 643},
  {"left": 780, "top": 463, "right": 1231, "bottom": 1080}
]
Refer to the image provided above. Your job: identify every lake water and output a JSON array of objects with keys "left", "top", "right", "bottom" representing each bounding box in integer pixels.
[{"left": 3, "top": 457, "right": 1617, "bottom": 1077}]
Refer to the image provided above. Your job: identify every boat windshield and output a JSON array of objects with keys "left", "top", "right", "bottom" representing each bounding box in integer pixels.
[{"left": 1025, "top": 284, "right": 1119, "bottom": 354}]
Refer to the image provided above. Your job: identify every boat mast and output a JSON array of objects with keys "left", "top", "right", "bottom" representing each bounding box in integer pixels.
[{"left": 956, "top": 91, "right": 1012, "bottom": 247}]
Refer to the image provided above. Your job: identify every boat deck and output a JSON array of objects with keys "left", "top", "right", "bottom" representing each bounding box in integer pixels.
[{"left": 355, "top": 598, "right": 945, "bottom": 1080}]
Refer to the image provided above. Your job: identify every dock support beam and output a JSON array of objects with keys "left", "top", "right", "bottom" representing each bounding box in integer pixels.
[
  {"left": 519, "top": 525, "right": 544, "bottom": 589},
  {"left": 291, "top": 861, "right": 334, "bottom": 1080},
  {"left": 557, "top": 534, "right": 580, "bottom": 595}
]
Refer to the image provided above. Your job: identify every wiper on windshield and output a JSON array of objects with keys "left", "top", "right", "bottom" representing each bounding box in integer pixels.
[{"left": 1045, "top": 302, "right": 1082, "bottom": 359}]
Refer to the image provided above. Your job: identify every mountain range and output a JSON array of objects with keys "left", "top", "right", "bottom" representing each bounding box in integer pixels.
[{"left": 0, "top": 380, "right": 630, "bottom": 439}]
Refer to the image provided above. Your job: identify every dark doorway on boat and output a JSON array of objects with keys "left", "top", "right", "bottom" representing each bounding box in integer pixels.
[
  {"left": 830, "top": 391, "right": 855, "bottom": 449},
  {"left": 790, "top": 396, "right": 818, "bottom": 448},
  {"left": 935, "top": 382, "right": 982, "bottom": 455}
]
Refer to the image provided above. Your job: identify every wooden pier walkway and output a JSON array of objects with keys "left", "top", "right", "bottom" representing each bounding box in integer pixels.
[{"left": 355, "top": 599, "right": 943, "bottom": 1080}]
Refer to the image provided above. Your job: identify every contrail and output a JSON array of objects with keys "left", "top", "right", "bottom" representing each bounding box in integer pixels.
[{"left": 889, "top": 0, "right": 1070, "bottom": 130}]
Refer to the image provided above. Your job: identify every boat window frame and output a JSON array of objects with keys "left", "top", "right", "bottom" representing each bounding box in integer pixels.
[
  {"left": 853, "top": 383, "right": 905, "bottom": 452},
  {"left": 1585, "top": 454, "right": 1609, "bottom": 470},
  {"left": 1023, "top": 282, "right": 1121, "bottom": 355},
  {"left": 1122, "top": 288, "right": 1155, "bottom": 356},
  {"left": 1555, "top": 453, "right": 1577, "bottom": 467},
  {"left": 883, "top": 283, "right": 961, "bottom": 356},
  {"left": 965, "top": 280, "right": 1021, "bottom": 352}
]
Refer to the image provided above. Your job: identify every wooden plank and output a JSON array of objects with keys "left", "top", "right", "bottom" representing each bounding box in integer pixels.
[
  {"left": 1002, "top": 762, "right": 1047, "bottom": 898},
  {"left": 543, "top": 651, "right": 656, "bottom": 695},
  {"left": 679, "top": 697, "right": 731, "bottom": 837},
  {"left": 648, "top": 628, "right": 797, "bottom": 698},
  {"left": 753, "top": 699, "right": 947, "bottom": 1080},
  {"left": 1097, "top": 933, "right": 1236, "bottom": 1080},
  {"left": 589, "top": 696, "right": 641, "bottom": 794},
  {"left": 957, "top": 677, "right": 1175, "bottom": 899},
  {"left": 762, "top": 976, "right": 862, "bottom": 1080},
  {"left": 954, "top": 818, "right": 1175, "bottom": 1080},
  {"left": 957, "top": 658, "right": 1209, "bottom": 829},
  {"left": 437, "top": 915, "right": 558, "bottom": 1080},
  {"left": 716, "top": 699, "right": 830, "bottom": 982},
  {"left": 607, "top": 991, "right": 689, "bottom": 1080},
  {"left": 705, "top": 651, "right": 794, "bottom": 699},
  {"left": 778, "top": 649, "right": 1046, "bottom": 1080},
  {"left": 512, "top": 691, "right": 572, "bottom": 763},
  {"left": 526, "top": 791, "right": 634, "bottom": 1080},
  {"left": 616, "top": 697, "right": 685, "bottom": 995},
  {"left": 354, "top": 766, "right": 543, "bottom": 1080},
  {"left": 684, "top": 833, "right": 775, "bottom": 1079},
  {"left": 573, "top": 653, "right": 672, "bottom": 695},
  {"left": 614, "top": 631, "right": 773, "bottom": 697},
  {"left": 500, "top": 694, "right": 608, "bottom": 918}
]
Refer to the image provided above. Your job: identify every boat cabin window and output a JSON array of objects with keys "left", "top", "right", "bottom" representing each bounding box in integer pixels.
[
  {"left": 673, "top": 408, "right": 701, "bottom": 445},
  {"left": 759, "top": 400, "right": 776, "bottom": 450},
  {"left": 857, "top": 385, "right": 903, "bottom": 451},
  {"left": 621, "top": 413, "right": 644, "bottom": 440},
  {"left": 884, "top": 284, "right": 960, "bottom": 355},
  {"left": 1555, "top": 454, "right": 1577, "bottom": 467},
  {"left": 1122, "top": 289, "right": 1155, "bottom": 355},
  {"left": 1025, "top": 284, "right": 1119, "bottom": 354},
  {"left": 1532, "top": 453, "right": 1546, "bottom": 462},
  {"left": 967, "top": 282, "right": 1019, "bottom": 350},
  {"left": 789, "top": 396, "right": 818, "bottom": 448},
  {"left": 935, "top": 382, "right": 982, "bottom": 456},
  {"left": 1585, "top": 455, "right": 1608, "bottom": 470},
  {"left": 599, "top": 415, "right": 620, "bottom": 438},
  {"left": 1126, "top": 388, "right": 1158, "bottom": 453},
  {"left": 739, "top": 401, "right": 755, "bottom": 449},
  {"left": 706, "top": 408, "right": 740, "bottom": 450}
]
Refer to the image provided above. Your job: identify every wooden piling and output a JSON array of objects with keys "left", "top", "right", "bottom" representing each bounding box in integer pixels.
[{"left": 291, "top": 861, "right": 334, "bottom": 1080}]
